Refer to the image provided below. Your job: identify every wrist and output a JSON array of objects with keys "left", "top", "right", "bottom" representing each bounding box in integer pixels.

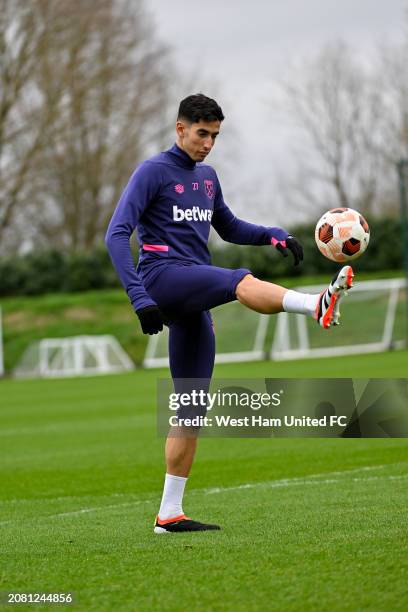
[{"left": 269, "top": 227, "right": 289, "bottom": 244}]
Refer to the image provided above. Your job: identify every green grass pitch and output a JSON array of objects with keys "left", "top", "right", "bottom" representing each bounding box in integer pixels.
[{"left": 1, "top": 352, "right": 408, "bottom": 610}]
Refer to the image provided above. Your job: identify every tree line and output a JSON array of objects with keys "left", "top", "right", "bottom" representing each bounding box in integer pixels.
[
  {"left": 276, "top": 37, "right": 408, "bottom": 219},
  {"left": 1, "top": 1, "right": 407, "bottom": 258},
  {"left": 0, "top": 217, "right": 402, "bottom": 297},
  {"left": 0, "top": 0, "right": 175, "bottom": 255}
]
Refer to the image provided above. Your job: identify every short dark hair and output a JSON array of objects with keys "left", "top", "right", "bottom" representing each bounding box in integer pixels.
[{"left": 177, "top": 93, "right": 224, "bottom": 123}]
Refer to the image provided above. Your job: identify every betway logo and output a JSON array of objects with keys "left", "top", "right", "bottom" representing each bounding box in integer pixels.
[{"left": 173, "top": 205, "right": 213, "bottom": 222}]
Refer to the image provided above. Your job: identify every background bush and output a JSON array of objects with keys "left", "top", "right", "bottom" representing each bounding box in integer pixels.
[{"left": 0, "top": 217, "right": 403, "bottom": 297}]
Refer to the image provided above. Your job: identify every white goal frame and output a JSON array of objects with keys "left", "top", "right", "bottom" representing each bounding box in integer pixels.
[
  {"left": 143, "top": 314, "right": 269, "bottom": 368},
  {"left": 14, "top": 335, "right": 135, "bottom": 379},
  {"left": 271, "top": 277, "right": 407, "bottom": 360},
  {"left": 143, "top": 277, "right": 407, "bottom": 367}
]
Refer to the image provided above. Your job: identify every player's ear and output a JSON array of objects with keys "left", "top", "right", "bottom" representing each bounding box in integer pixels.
[{"left": 176, "top": 120, "right": 186, "bottom": 138}]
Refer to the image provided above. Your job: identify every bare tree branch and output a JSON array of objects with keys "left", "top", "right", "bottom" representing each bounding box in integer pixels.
[
  {"left": 0, "top": 0, "right": 177, "bottom": 254},
  {"left": 275, "top": 41, "right": 399, "bottom": 218}
]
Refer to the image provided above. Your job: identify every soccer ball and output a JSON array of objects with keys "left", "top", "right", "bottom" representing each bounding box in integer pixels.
[{"left": 315, "top": 207, "right": 370, "bottom": 262}]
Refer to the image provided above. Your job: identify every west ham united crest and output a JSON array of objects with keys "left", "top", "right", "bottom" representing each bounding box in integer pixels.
[{"left": 204, "top": 179, "right": 214, "bottom": 199}]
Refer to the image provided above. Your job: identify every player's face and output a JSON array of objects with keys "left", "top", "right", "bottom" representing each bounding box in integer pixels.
[{"left": 176, "top": 119, "right": 221, "bottom": 161}]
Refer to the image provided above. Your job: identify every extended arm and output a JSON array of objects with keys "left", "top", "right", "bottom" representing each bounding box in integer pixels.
[{"left": 211, "top": 178, "right": 303, "bottom": 265}]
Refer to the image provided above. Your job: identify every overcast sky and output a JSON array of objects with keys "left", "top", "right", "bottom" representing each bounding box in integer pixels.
[{"left": 147, "top": 0, "right": 406, "bottom": 224}]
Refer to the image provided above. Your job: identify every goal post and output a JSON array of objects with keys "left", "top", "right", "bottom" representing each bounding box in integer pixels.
[
  {"left": 143, "top": 301, "right": 269, "bottom": 368},
  {"left": 397, "top": 158, "right": 408, "bottom": 347},
  {"left": 143, "top": 277, "right": 407, "bottom": 367},
  {"left": 13, "top": 335, "right": 135, "bottom": 379},
  {"left": 271, "top": 278, "right": 406, "bottom": 360}
]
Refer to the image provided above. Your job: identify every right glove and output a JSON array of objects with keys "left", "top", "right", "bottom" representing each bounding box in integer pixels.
[
  {"left": 136, "top": 305, "right": 164, "bottom": 335},
  {"left": 273, "top": 235, "right": 304, "bottom": 266}
]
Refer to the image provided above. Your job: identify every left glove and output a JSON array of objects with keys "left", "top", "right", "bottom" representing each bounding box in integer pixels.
[
  {"left": 136, "top": 305, "right": 165, "bottom": 335},
  {"left": 273, "top": 235, "right": 304, "bottom": 266}
]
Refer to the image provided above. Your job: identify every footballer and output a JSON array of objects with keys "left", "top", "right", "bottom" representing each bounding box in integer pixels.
[{"left": 105, "top": 94, "right": 354, "bottom": 533}]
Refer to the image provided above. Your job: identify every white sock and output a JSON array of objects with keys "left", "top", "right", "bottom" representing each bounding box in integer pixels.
[
  {"left": 158, "top": 473, "right": 187, "bottom": 520},
  {"left": 282, "top": 290, "right": 319, "bottom": 317}
]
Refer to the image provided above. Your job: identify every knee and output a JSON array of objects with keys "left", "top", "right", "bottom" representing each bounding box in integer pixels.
[{"left": 236, "top": 274, "right": 257, "bottom": 303}]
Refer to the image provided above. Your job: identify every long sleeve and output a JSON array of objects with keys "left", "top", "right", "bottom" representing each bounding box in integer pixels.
[
  {"left": 211, "top": 176, "right": 288, "bottom": 245},
  {"left": 105, "top": 162, "right": 161, "bottom": 312}
]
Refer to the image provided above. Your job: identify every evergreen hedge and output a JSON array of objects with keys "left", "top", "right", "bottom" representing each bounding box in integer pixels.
[{"left": 0, "top": 217, "right": 402, "bottom": 297}]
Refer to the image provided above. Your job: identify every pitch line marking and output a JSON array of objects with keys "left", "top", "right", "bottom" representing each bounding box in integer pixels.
[
  {"left": 204, "top": 473, "right": 408, "bottom": 495},
  {"left": 0, "top": 463, "right": 406, "bottom": 526},
  {"left": 203, "top": 463, "right": 408, "bottom": 494},
  {"left": 1, "top": 461, "right": 406, "bottom": 506}
]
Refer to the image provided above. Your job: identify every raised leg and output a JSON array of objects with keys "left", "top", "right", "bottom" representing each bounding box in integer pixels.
[
  {"left": 236, "top": 274, "right": 288, "bottom": 314},
  {"left": 235, "top": 266, "right": 354, "bottom": 328}
]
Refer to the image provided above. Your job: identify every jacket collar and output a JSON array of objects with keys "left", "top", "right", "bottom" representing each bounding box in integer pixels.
[{"left": 167, "top": 143, "right": 197, "bottom": 169}]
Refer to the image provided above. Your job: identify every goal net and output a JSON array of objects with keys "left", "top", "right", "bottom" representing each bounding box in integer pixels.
[
  {"left": 272, "top": 277, "right": 406, "bottom": 360},
  {"left": 144, "top": 277, "right": 407, "bottom": 366},
  {"left": 144, "top": 300, "right": 269, "bottom": 368},
  {"left": 13, "top": 335, "right": 135, "bottom": 379}
]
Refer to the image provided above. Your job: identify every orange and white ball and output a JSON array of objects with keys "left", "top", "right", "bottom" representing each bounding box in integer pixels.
[{"left": 315, "top": 207, "right": 370, "bottom": 262}]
